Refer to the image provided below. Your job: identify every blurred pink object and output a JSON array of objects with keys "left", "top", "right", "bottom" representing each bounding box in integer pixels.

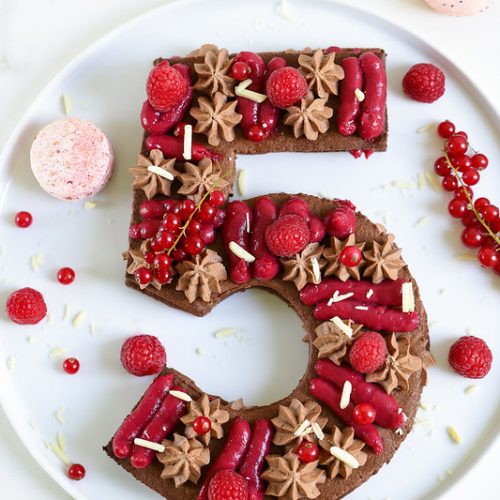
[{"left": 424, "top": 0, "right": 495, "bottom": 16}]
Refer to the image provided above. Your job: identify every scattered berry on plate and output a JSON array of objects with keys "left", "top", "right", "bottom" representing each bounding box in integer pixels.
[
  {"left": 296, "top": 440, "right": 319, "bottom": 463},
  {"left": 349, "top": 331, "right": 388, "bottom": 374},
  {"left": 402, "top": 63, "right": 445, "bottom": 103},
  {"left": 67, "top": 463, "right": 86, "bottom": 481},
  {"left": 57, "top": 267, "right": 76, "bottom": 285},
  {"left": 146, "top": 61, "right": 188, "bottom": 112},
  {"left": 265, "top": 214, "right": 310, "bottom": 257},
  {"left": 448, "top": 335, "right": 492, "bottom": 379},
  {"left": 15, "top": 211, "right": 33, "bottom": 228},
  {"left": 63, "top": 357, "right": 80, "bottom": 375},
  {"left": 207, "top": 469, "right": 249, "bottom": 500},
  {"left": 266, "top": 67, "right": 308, "bottom": 109},
  {"left": 120, "top": 334, "right": 166, "bottom": 376},
  {"left": 6, "top": 287, "right": 47, "bottom": 325}
]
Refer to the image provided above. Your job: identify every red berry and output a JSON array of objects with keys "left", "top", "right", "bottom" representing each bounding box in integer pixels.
[
  {"left": 173, "top": 121, "right": 189, "bottom": 137},
  {"left": 162, "top": 213, "right": 181, "bottom": 232},
  {"left": 453, "top": 186, "right": 473, "bottom": 201},
  {"left": 186, "top": 219, "right": 202, "bottom": 236},
  {"left": 213, "top": 208, "right": 226, "bottom": 228},
  {"left": 153, "top": 253, "right": 172, "bottom": 272},
  {"left": 171, "top": 247, "right": 187, "bottom": 262},
  {"left": 462, "top": 168, "right": 480, "bottom": 186},
  {"left": 183, "top": 235, "right": 204, "bottom": 255},
  {"left": 437, "top": 120, "right": 455, "bottom": 138},
  {"left": 57, "top": 267, "right": 76, "bottom": 285},
  {"left": 308, "top": 215, "right": 326, "bottom": 243},
  {"left": 461, "top": 227, "right": 484, "bottom": 249},
  {"left": 15, "top": 211, "right": 33, "bottom": 228},
  {"left": 155, "top": 230, "right": 176, "bottom": 250},
  {"left": 448, "top": 199, "right": 467, "bottom": 219},
  {"left": 433, "top": 156, "right": 451, "bottom": 177},
  {"left": 144, "top": 251, "right": 155, "bottom": 265},
  {"left": 209, "top": 190, "right": 225, "bottom": 207},
  {"left": 478, "top": 246, "right": 498, "bottom": 268},
  {"left": 448, "top": 336, "right": 492, "bottom": 379},
  {"left": 120, "top": 334, "right": 166, "bottom": 376},
  {"left": 6, "top": 287, "right": 47, "bottom": 325},
  {"left": 266, "top": 67, "right": 308, "bottom": 109},
  {"left": 352, "top": 403, "right": 376, "bottom": 425},
  {"left": 230, "top": 61, "right": 251, "bottom": 81},
  {"left": 68, "top": 463, "right": 86, "bottom": 481},
  {"left": 349, "top": 331, "right": 388, "bottom": 374},
  {"left": 146, "top": 62, "right": 188, "bottom": 112},
  {"left": 178, "top": 199, "right": 196, "bottom": 220},
  {"left": 451, "top": 154, "right": 471, "bottom": 172},
  {"left": 265, "top": 214, "right": 310, "bottom": 257},
  {"left": 471, "top": 153, "right": 488, "bottom": 170},
  {"left": 63, "top": 357, "right": 80, "bottom": 375},
  {"left": 154, "top": 268, "right": 172, "bottom": 284},
  {"left": 323, "top": 206, "right": 356, "bottom": 239},
  {"left": 198, "top": 202, "right": 216, "bottom": 223},
  {"left": 339, "top": 246, "right": 363, "bottom": 266},
  {"left": 461, "top": 210, "right": 480, "bottom": 228},
  {"left": 490, "top": 217, "right": 500, "bottom": 233},
  {"left": 296, "top": 441, "right": 319, "bottom": 463},
  {"left": 208, "top": 470, "right": 248, "bottom": 500},
  {"left": 402, "top": 63, "right": 445, "bottom": 103},
  {"left": 474, "top": 197, "right": 490, "bottom": 211},
  {"left": 445, "top": 135, "right": 468, "bottom": 156},
  {"left": 455, "top": 131, "right": 468, "bottom": 140},
  {"left": 441, "top": 175, "right": 458, "bottom": 192},
  {"left": 134, "top": 267, "right": 153, "bottom": 286},
  {"left": 247, "top": 124, "right": 266, "bottom": 142},
  {"left": 199, "top": 224, "right": 215, "bottom": 244},
  {"left": 192, "top": 416, "right": 211, "bottom": 435},
  {"left": 162, "top": 199, "right": 177, "bottom": 213},
  {"left": 482, "top": 204, "right": 499, "bottom": 224}
]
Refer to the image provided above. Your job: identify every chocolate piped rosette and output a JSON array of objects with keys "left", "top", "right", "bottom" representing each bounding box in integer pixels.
[{"left": 104, "top": 45, "right": 431, "bottom": 499}]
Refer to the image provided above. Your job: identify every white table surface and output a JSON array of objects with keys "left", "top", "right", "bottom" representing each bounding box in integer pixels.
[{"left": 0, "top": 0, "right": 498, "bottom": 498}]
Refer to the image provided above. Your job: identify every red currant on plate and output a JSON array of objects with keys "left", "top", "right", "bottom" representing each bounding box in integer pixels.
[
  {"left": 338, "top": 246, "right": 362, "bottom": 267},
  {"left": 481, "top": 204, "right": 499, "bottom": 224},
  {"left": 209, "top": 190, "right": 225, "bottom": 207},
  {"left": 15, "top": 211, "right": 33, "bottom": 228},
  {"left": 477, "top": 247, "right": 498, "bottom": 268},
  {"left": 461, "top": 227, "right": 484, "bottom": 249},
  {"left": 441, "top": 175, "right": 458, "bottom": 192},
  {"left": 453, "top": 186, "right": 472, "bottom": 201},
  {"left": 63, "top": 357, "right": 80, "bottom": 375},
  {"left": 57, "top": 267, "right": 76, "bottom": 285},
  {"left": 352, "top": 402, "right": 376, "bottom": 425},
  {"left": 437, "top": 120, "right": 455, "bottom": 139},
  {"left": 296, "top": 440, "right": 319, "bottom": 463},
  {"left": 451, "top": 154, "right": 471, "bottom": 172},
  {"left": 473, "top": 197, "right": 490, "bottom": 211},
  {"left": 68, "top": 463, "right": 86, "bottom": 480},
  {"left": 461, "top": 210, "right": 480, "bottom": 228},
  {"left": 471, "top": 153, "right": 488, "bottom": 170},
  {"left": 433, "top": 157, "right": 451, "bottom": 177},
  {"left": 192, "top": 416, "right": 211, "bottom": 435},
  {"left": 445, "top": 135, "right": 468, "bottom": 156},
  {"left": 461, "top": 168, "right": 480, "bottom": 186},
  {"left": 448, "top": 199, "right": 467, "bottom": 219}
]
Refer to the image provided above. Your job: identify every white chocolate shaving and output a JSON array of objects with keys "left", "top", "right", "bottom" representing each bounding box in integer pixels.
[
  {"left": 246, "top": 212, "right": 251, "bottom": 233},
  {"left": 55, "top": 407, "right": 65, "bottom": 424},
  {"left": 6, "top": 355, "right": 15, "bottom": 371},
  {"left": 354, "top": 305, "right": 369, "bottom": 311},
  {"left": 329, "top": 446, "right": 360, "bottom": 468},
  {"left": 229, "top": 241, "right": 255, "bottom": 263},
  {"left": 147, "top": 165, "right": 175, "bottom": 180},
  {"left": 237, "top": 169, "right": 247, "bottom": 195},
  {"left": 366, "top": 289, "right": 374, "bottom": 299},
  {"left": 84, "top": 201, "right": 97, "bottom": 210},
  {"left": 417, "top": 172, "right": 427, "bottom": 190},
  {"left": 464, "top": 385, "right": 477, "bottom": 395},
  {"left": 311, "top": 257, "right": 321, "bottom": 284},
  {"left": 72, "top": 311, "right": 86, "bottom": 328},
  {"left": 416, "top": 123, "right": 434, "bottom": 134},
  {"left": 169, "top": 390, "right": 192, "bottom": 402},
  {"left": 402, "top": 282, "right": 415, "bottom": 313},
  {"left": 214, "top": 327, "right": 237, "bottom": 339},
  {"left": 294, "top": 419, "right": 311, "bottom": 437},
  {"left": 133, "top": 438, "right": 165, "bottom": 453},
  {"left": 183, "top": 124, "right": 193, "bottom": 160},
  {"left": 425, "top": 172, "right": 441, "bottom": 192},
  {"left": 30, "top": 254, "right": 43, "bottom": 272},
  {"left": 447, "top": 426, "right": 462, "bottom": 444},
  {"left": 49, "top": 442, "right": 70, "bottom": 465},
  {"left": 311, "top": 422, "right": 324, "bottom": 440},
  {"left": 330, "top": 316, "right": 353, "bottom": 337},
  {"left": 57, "top": 432, "right": 65, "bottom": 452},
  {"left": 235, "top": 79, "right": 267, "bottom": 103},
  {"left": 61, "top": 94, "right": 73, "bottom": 115},
  {"left": 354, "top": 88, "right": 365, "bottom": 102},
  {"left": 327, "top": 291, "right": 354, "bottom": 306},
  {"left": 339, "top": 381, "right": 352, "bottom": 410},
  {"left": 49, "top": 347, "right": 67, "bottom": 358}
]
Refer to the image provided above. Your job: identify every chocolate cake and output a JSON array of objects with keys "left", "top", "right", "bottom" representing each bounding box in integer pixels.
[{"left": 104, "top": 45, "right": 432, "bottom": 500}]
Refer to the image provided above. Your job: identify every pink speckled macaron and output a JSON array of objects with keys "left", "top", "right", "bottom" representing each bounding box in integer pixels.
[
  {"left": 425, "top": 0, "right": 495, "bottom": 16},
  {"left": 30, "top": 118, "right": 114, "bottom": 201}
]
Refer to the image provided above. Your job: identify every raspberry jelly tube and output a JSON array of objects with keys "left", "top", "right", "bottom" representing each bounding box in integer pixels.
[
  {"left": 145, "top": 135, "right": 221, "bottom": 162},
  {"left": 337, "top": 56, "right": 362, "bottom": 136}
]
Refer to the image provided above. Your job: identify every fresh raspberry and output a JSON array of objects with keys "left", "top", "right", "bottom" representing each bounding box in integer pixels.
[
  {"left": 266, "top": 67, "right": 308, "bottom": 109},
  {"left": 6, "top": 287, "right": 47, "bottom": 325},
  {"left": 323, "top": 206, "right": 356, "bottom": 239},
  {"left": 146, "top": 62, "right": 188, "bottom": 112},
  {"left": 265, "top": 214, "right": 310, "bottom": 258},
  {"left": 349, "top": 332, "right": 388, "bottom": 374},
  {"left": 402, "top": 63, "right": 445, "bottom": 103},
  {"left": 208, "top": 470, "right": 249, "bottom": 500},
  {"left": 448, "top": 336, "right": 492, "bottom": 379},
  {"left": 120, "top": 334, "right": 166, "bottom": 376}
]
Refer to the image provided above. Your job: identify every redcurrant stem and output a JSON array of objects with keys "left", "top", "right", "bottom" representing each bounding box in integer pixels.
[
  {"left": 444, "top": 152, "right": 500, "bottom": 247},
  {"left": 166, "top": 174, "right": 227, "bottom": 256}
]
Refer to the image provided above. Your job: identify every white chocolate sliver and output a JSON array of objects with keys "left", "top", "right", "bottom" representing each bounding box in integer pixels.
[
  {"left": 294, "top": 419, "right": 310, "bottom": 437},
  {"left": 447, "top": 426, "right": 462, "bottom": 444},
  {"left": 366, "top": 289, "right": 374, "bottom": 299},
  {"left": 183, "top": 124, "right": 193, "bottom": 160},
  {"left": 354, "top": 306, "right": 369, "bottom": 311},
  {"left": 237, "top": 169, "right": 247, "bottom": 195},
  {"left": 72, "top": 311, "right": 86, "bottom": 328},
  {"left": 229, "top": 241, "right": 255, "bottom": 263},
  {"left": 84, "top": 201, "right": 97, "bottom": 210},
  {"left": 134, "top": 438, "right": 165, "bottom": 453},
  {"left": 354, "top": 88, "right": 365, "bottom": 102},
  {"left": 339, "top": 381, "right": 352, "bottom": 410},
  {"left": 49, "top": 347, "right": 67, "bottom": 358},
  {"left": 235, "top": 79, "right": 267, "bottom": 103},
  {"left": 329, "top": 446, "right": 360, "bottom": 468},
  {"left": 61, "top": 94, "right": 73, "bottom": 115},
  {"left": 169, "top": 390, "right": 192, "bottom": 402},
  {"left": 147, "top": 165, "right": 174, "bottom": 180},
  {"left": 328, "top": 291, "right": 354, "bottom": 306},
  {"left": 330, "top": 316, "right": 353, "bottom": 337},
  {"left": 402, "top": 282, "right": 415, "bottom": 312},
  {"left": 311, "top": 257, "right": 321, "bottom": 284},
  {"left": 311, "top": 422, "right": 324, "bottom": 440}
]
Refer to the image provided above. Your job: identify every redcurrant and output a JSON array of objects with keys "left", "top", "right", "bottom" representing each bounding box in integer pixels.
[
  {"left": 471, "top": 153, "right": 488, "bottom": 170},
  {"left": 161, "top": 199, "right": 177, "bottom": 213},
  {"left": 198, "top": 202, "right": 216, "bottom": 223},
  {"left": 477, "top": 247, "right": 498, "bottom": 268},
  {"left": 448, "top": 199, "right": 467, "bottom": 219},
  {"left": 490, "top": 217, "right": 500, "bottom": 234},
  {"left": 15, "top": 211, "right": 32, "bottom": 228},
  {"left": 433, "top": 157, "right": 451, "bottom": 177},
  {"left": 183, "top": 236, "right": 204, "bottom": 255},
  {"left": 155, "top": 230, "right": 176, "bottom": 250},
  {"left": 68, "top": 463, "right": 85, "bottom": 480},
  {"left": 171, "top": 247, "right": 187, "bottom": 262},
  {"left": 461, "top": 210, "right": 480, "bottom": 228},
  {"left": 461, "top": 227, "right": 484, "bottom": 249},
  {"left": 437, "top": 120, "right": 455, "bottom": 139},
  {"left": 153, "top": 253, "right": 172, "bottom": 272},
  {"left": 352, "top": 403, "right": 376, "bottom": 425},
  {"left": 445, "top": 135, "right": 468, "bottom": 156},
  {"left": 213, "top": 208, "right": 226, "bottom": 228},
  {"left": 134, "top": 267, "right": 153, "bottom": 286},
  {"left": 162, "top": 213, "right": 181, "bottom": 232},
  {"left": 462, "top": 168, "right": 480, "bottom": 186},
  {"left": 296, "top": 441, "right": 319, "bottom": 463},
  {"left": 453, "top": 186, "right": 473, "bottom": 201},
  {"left": 451, "top": 154, "right": 471, "bottom": 172},
  {"left": 442, "top": 175, "right": 458, "bottom": 192},
  {"left": 338, "top": 246, "right": 363, "bottom": 267},
  {"left": 455, "top": 131, "right": 468, "bottom": 140},
  {"left": 57, "top": 267, "right": 75, "bottom": 285},
  {"left": 230, "top": 61, "right": 251, "bottom": 81},
  {"left": 63, "top": 357, "right": 80, "bottom": 375},
  {"left": 186, "top": 219, "right": 202, "bottom": 236},
  {"left": 144, "top": 251, "right": 155, "bottom": 265},
  {"left": 154, "top": 268, "right": 172, "bottom": 284},
  {"left": 474, "top": 197, "right": 490, "bottom": 211},
  {"left": 199, "top": 224, "right": 215, "bottom": 244},
  {"left": 192, "top": 416, "right": 211, "bottom": 435},
  {"left": 209, "top": 190, "right": 225, "bottom": 207},
  {"left": 179, "top": 199, "right": 196, "bottom": 220},
  {"left": 482, "top": 205, "right": 499, "bottom": 224}
]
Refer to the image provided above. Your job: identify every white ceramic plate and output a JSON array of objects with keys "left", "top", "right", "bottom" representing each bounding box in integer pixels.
[{"left": 0, "top": 0, "right": 498, "bottom": 499}]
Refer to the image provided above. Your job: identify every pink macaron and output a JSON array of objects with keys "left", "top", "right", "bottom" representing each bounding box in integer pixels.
[
  {"left": 30, "top": 118, "right": 114, "bottom": 201},
  {"left": 424, "top": 0, "right": 495, "bottom": 16}
]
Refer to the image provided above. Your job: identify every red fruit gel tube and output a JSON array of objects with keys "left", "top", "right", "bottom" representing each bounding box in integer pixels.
[
  {"left": 258, "top": 58, "right": 285, "bottom": 139},
  {"left": 358, "top": 52, "right": 387, "bottom": 141},
  {"left": 300, "top": 278, "right": 406, "bottom": 307},
  {"left": 238, "top": 419, "right": 275, "bottom": 500},
  {"left": 129, "top": 220, "right": 161, "bottom": 239},
  {"left": 112, "top": 374, "right": 174, "bottom": 459},
  {"left": 315, "top": 360, "right": 404, "bottom": 429},
  {"left": 197, "top": 417, "right": 252, "bottom": 500},
  {"left": 130, "top": 385, "right": 188, "bottom": 468},
  {"left": 250, "top": 197, "right": 280, "bottom": 281},
  {"left": 309, "top": 377, "right": 384, "bottom": 454},
  {"left": 222, "top": 201, "right": 254, "bottom": 283},
  {"left": 337, "top": 57, "right": 362, "bottom": 136},
  {"left": 145, "top": 135, "right": 221, "bottom": 162},
  {"left": 314, "top": 299, "right": 419, "bottom": 332}
]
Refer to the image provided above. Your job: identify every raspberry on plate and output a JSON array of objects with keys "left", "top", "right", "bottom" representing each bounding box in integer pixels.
[
  {"left": 265, "top": 214, "right": 310, "bottom": 257},
  {"left": 6, "top": 287, "right": 47, "bottom": 325},
  {"left": 207, "top": 469, "right": 249, "bottom": 500},
  {"left": 120, "top": 334, "right": 167, "bottom": 376},
  {"left": 448, "top": 335, "right": 492, "bottom": 379},
  {"left": 266, "top": 67, "right": 308, "bottom": 109},
  {"left": 146, "top": 62, "right": 188, "bottom": 112},
  {"left": 402, "top": 63, "right": 445, "bottom": 103},
  {"left": 349, "top": 331, "right": 388, "bottom": 374}
]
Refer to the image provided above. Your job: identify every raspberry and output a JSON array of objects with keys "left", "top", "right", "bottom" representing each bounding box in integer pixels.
[
  {"left": 265, "top": 214, "right": 310, "bottom": 258},
  {"left": 208, "top": 470, "right": 249, "bottom": 500},
  {"left": 6, "top": 287, "right": 47, "bottom": 325},
  {"left": 349, "top": 331, "right": 388, "bottom": 374},
  {"left": 448, "top": 336, "right": 492, "bottom": 379},
  {"left": 402, "top": 63, "right": 445, "bottom": 103},
  {"left": 323, "top": 206, "right": 356, "bottom": 239},
  {"left": 266, "top": 67, "right": 308, "bottom": 109},
  {"left": 120, "top": 334, "right": 166, "bottom": 376},
  {"left": 146, "top": 62, "right": 188, "bottom": 112}
]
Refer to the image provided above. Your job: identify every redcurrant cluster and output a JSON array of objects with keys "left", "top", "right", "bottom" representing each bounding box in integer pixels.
[
  {"left": 434, "top": 121, "right": 499, "bottom": 275},
  {"left": 133, "top": 190, "right": 226, "bottom": 287}
]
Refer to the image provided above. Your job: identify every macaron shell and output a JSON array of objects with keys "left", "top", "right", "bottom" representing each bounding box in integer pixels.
[
  {"left": 424, "top": 0, "right": 495, "bottom": 16},
  {"left": 30, "top": 118, "right": 114, "bottom": 201}
]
